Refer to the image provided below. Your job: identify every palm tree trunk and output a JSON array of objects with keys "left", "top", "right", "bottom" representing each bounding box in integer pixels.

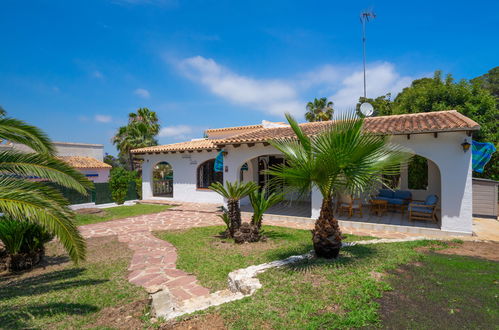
[
  {"left": 312, "top": 196, "right": 342, "bottom": 258},
  {"left": 227, "top": 199, "right": 241, "bottom": 237}
]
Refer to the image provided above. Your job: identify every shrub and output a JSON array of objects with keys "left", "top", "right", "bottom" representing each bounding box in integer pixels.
[
  {"left": 133, "top": 171, "right": 142, "bottom": 200},
  {"left": 0, "top": 218, "right": 53, "bottom": 271},
  {"left": 109, "top": 167, "right": 133, "bottom": 204}
]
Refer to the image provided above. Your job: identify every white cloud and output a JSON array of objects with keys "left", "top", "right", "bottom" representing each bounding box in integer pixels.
[
  {"left": 134, "top": 88, "right": 151, "bottom": 99},
  {"left": 177, "top": 56, "right": 303, "bottom": 116},
  {"left": 159, "top": 125, "right": 193, "bottom": 140},
  {"left": 174, "top": 56, "right": 420, "bottom": 119},
  {"left": 95, "top": 114, "right": 112, "bottom": 123},
  {"left": 330, "top": 62, "right": 415, "bottom": 110}
]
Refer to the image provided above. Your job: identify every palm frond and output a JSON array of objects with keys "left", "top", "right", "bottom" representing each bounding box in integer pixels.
[
  {"left": 0, "top": 151, "right": 94, "bottom": 194},
  {"left": 0, "top": 178, "right": 86, "bottom": 263},
  {"left": 209, "top": 181, "right": 258, "bottom": 200},
  {"left": 0, "top": 118, "right": 55, "bottom": 155}
]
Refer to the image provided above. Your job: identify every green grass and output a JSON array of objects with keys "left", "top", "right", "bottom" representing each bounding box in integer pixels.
[
  {"left": 155, "top": 225, "right": 374, "bottom": 291},
  {"left": 378, "top": 252, "right": 499, "bottom": 329},
  {"left": 158, "top": 228, "right": 498, "bottom": 329},
  {"left": 0, "top": 236, "right": 147, "bottom": 329},
  {"left": 75, "top": 204, "right": 172, "bottom": 226}
]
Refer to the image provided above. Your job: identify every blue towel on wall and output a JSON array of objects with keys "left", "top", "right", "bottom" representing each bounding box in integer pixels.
[
  {"left": 472, "top": 140, "right": 496, "bottom": 173},
  {"left": 214, "top": 150, "right": 224, "bottom": 172}
]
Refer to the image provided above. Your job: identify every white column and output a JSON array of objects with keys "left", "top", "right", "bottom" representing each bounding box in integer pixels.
[{"left": 141, "top": 158, "right": 153, "bottom": 199}]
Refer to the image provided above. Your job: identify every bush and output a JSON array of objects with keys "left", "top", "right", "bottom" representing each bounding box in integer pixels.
[
  {"left": 0, "top": 218, "right": 53, "bottom": 271},
  {"left": 133, "top": 171, "right": 142, "bottom": 200},
  {"left": 109, "top": 167, "right": 133, "bottom": 204}
]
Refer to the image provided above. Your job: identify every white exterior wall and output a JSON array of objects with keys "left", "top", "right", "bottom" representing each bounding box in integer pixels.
[
  {"left": 53, "top": 142, "right": 105, "bottom": 161},
  {"left": 141, "top": 131, "right": 473, "bottom": 234},
  {"left": 79, "top": 168, "right": 110, "bottom": 183},
  {"left": 141, "top": 151, "right": 224, "bottom": 204}
]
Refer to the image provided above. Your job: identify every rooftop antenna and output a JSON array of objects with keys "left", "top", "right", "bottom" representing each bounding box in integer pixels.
[{"left": 360, "top": 10, "right": 376, "bottom": 99}]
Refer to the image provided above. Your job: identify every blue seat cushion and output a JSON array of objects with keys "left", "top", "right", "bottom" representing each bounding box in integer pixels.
[
  {"left": 378, "top": 189, "right": 394, "bottom": 198},
  {"left": 384, "top": 198, "right": 404, "bottom": 205},
  {"left": 376, "top": 196, "right": 391, "bottom": 202},
  {"left": 411, "top": 206, "right": 433, "bottom": 214},
  {"left": 425, "top": 195, "right": 438, "bottom": 205},
  {"left": 394, "top": 190, "right": 412, "bottom": 201}
]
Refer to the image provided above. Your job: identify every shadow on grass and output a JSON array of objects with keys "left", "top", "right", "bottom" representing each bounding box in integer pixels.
[
  {"left": 0, "top": 268, "right": 108, "bottom": 301},
  {"left": 0, "top": 302, "right": 99, "bottom": 329},
  {"left": 283, "top": 244, "right": 376, "bottom": 273}
]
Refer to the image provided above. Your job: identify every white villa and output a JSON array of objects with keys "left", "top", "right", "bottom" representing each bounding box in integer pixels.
[{"left": 132, "top": 110, "right": 480, "bottom": 236}]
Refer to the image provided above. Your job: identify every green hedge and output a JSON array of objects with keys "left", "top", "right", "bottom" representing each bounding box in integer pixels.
[{"left": 55, "top": 182, "right": 138, "bottom": 205}]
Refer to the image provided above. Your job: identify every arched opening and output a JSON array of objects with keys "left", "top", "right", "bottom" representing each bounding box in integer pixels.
[
  {"left": 238, "top": 154, "right": 311, "bottom": 217},
  {"left": 152, "top": 161, "right": 173, "bottom": 197},
  {"left": 197, "top": 159, "right": 223, "bottom": 189}
]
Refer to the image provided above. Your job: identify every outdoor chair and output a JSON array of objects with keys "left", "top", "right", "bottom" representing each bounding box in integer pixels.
[
  {"left": 408, "top": 194, "right": 439, "bottom": 222},
  {"left": 338, "top": 194, "right": 363, "bottom": 218}
]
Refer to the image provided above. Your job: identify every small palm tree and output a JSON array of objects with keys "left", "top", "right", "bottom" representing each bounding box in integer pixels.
[
  {"left": 267, "top": 113, "right": 409, "bottom": 258},
  {"left": 209, "top": 181, "right": 258, "bottom": 237},
  {"left": 0, "top": 117, "right": 93, "bottom": 263},
  {"left": 305, "top": 97, "right": 334, "bottom": 122},
  {"left": 249, "top": 189, "right": 283, "bottom": 229}
]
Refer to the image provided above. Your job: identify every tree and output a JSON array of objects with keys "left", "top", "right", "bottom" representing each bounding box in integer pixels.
[
  {"left": 355, "top": 94, "right": 393, "bottom": 117},
  {"left": 109, "top": 167, "right": 133, "bottom": 204},
  {"left": 112, "top": 108, "right": 160, "bottom": 170},
  {"left": 0, "top": 117, "right": 93, "bottom": 264},
  {"left": 103, "top": 153, "right": 122, "bottom": 168},
  {"left": 305, "top": 97, "right": 334, "bottom": 122},
  {"left": 209, "top": 181, "right": 258, "bottom": 238},
  {"left": 361, "top": 70, "right": 498, "bottom": 180},
  {"left": 267, "top": 113, "right": 409, "bottom": 258},
  {"left": 471, "top": 66, "right": 499, "bottom": 102}
]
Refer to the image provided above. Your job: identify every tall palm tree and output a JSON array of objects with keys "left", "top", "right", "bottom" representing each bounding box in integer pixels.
[
  {"left": 267, "top": 113, "right": 409, "bottom": 258},
  {"left": 305, "top": 97, "right": 334, "bottom": 122},
  {"left": 112, "top": 108, "right": 160, "bottom": 170},
  {"left": 209, "top": 181, "right": 258, "bottom": 237},
  {"left": 0, "top": 118, "right": 93, "bottom": 263}
]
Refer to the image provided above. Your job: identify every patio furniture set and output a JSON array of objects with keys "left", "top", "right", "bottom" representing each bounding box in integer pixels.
[{"left": 337, "top": 189, "right": 439, "bottom": 222}]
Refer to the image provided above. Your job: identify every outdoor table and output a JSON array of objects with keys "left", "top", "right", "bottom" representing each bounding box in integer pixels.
[{"left": 370, "top": 199, "right": 388, "bottom": 217}]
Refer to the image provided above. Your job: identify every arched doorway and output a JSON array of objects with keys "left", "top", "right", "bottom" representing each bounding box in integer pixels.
[{"left": 152, "top": 161, "right": 173, "bottom": 197}]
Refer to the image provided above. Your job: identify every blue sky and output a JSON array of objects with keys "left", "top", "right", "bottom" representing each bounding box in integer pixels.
[{"left": 1, "top": 0, "right": 498, "bottom": 155}]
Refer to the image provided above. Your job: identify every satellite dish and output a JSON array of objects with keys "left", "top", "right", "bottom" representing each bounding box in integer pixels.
[{"left": 360, "top": 102, "right": 374, "bottom": 117}]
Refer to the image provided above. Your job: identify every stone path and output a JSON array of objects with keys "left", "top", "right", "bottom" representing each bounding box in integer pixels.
[
  {"left": 79, "top": 207, "right": 221, "bottom": 302},
  {"left": 79, "top": 202, "right": 497, "bottom": 305}
]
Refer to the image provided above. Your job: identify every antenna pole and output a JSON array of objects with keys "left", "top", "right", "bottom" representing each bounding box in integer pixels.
[{"left": 360, "top": 11, "right": 375, "bottom": 99}]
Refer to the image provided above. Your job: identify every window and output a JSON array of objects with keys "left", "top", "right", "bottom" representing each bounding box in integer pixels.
[{"left": 197, "top": 159, "right": 223, "bottom": 189}]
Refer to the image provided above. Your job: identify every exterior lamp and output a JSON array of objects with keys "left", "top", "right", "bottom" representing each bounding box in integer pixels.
[{"left": 461, "top": 139, "right": 471, "bottom": 152}]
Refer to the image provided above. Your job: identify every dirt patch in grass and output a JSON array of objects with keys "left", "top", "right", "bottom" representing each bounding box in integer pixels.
[
  {"left": 87, "top": 298, "right": 149, "bottom": 329},
  {"left": 376, "top": 242, "right": 499, "bottom": 329},
  {"left": 434, "top": 241, "right": 499, "bottom": 262},
  {"left": 0, "top": 236, "right": 148, "bottom": 329},
  {"left": 210, "top": 237, "right": 280, "bottom": 256},
  {"left": 160, "top": 313, "right": 226, "bottom": 329},
  {"left": 75, "top": 208, "right": 107, "bottom": 216}
]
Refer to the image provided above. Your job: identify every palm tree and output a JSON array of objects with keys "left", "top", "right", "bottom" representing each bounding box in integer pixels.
[
  {"left": 305, "top": 97, "right": 334, "bottom": 122},
  {"left": 249, "top": 189, "right": 283, "bottom": 230},
  {"left": 112, "top": 108, "right": 160, "bottom": 170},
  {"left": 267, "top": 113, "right": 409, "bottom": 258},
  {"left": 209, "top": 181, "right": 258, "bottom": 237},
  {"left": 0, "top": 117, "right": 93, "bottom": 263}
]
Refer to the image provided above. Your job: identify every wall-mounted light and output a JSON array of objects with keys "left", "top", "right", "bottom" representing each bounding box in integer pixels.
[{"left": 461, "top": 139, "right": 471, "bottom": 152}]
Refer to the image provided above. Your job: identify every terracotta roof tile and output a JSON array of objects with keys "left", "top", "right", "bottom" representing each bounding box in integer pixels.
[
  {"left": 216, "top": 110, "right": 479, "bottom": 145},
  {"left": 131, "top": 110, "right": 479, "bottom": 153},
  {"left": 58, "top": 156, "right": 111, "bottom": 169},
  {"left": 131, "top": 139, "right": 218, "bottom": 154}
]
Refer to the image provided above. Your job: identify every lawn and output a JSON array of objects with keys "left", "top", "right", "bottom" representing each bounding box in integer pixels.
[
  {"left": 155, "top": 225, "right": 374, "bottom": 291},
  {"left": 157, "top": 228, "right": 499, "bottom": 329},
  {"left": 0, "top": 236, "right": 148, "bottom": 329},
  {"left": 74, "top": 203, "right": 172, "bottom": 226}
]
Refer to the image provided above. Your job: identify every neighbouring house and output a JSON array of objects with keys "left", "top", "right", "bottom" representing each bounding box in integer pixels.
[
  {"left": 131, "top": 110, "right": 480, "bottom": 235},
  {"left": 0, "top": 141, "right": 111, "bottom": 182}
]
